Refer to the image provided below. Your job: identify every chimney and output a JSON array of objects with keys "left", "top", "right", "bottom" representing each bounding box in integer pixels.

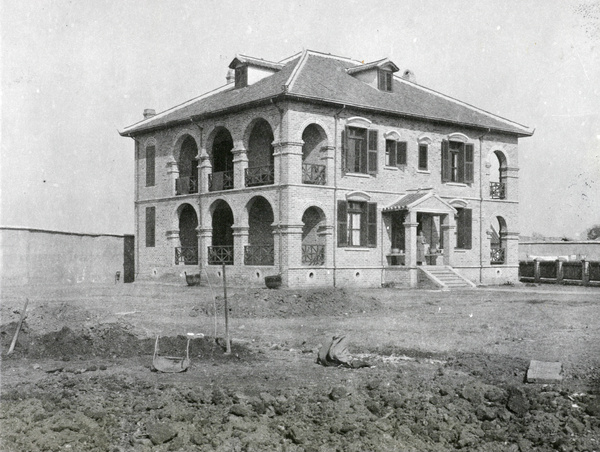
[
  {"left": 143, "top": 109, "right": 156, "bottom": 119},
  {"left": 402, "top": 69, "right": 416, "bottom": 83},
  {"left": 226, "top": 68, "right": 235, "bottom": 84}
]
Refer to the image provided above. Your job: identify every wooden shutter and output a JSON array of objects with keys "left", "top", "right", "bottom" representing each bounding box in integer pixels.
[
  {"left": 368, "top": 130, "right": 378, "bottom": 174},
  {"left": 418, "top": 144, "right": 428, "bottom": 170},
  {"left": 145, "top": 206, "right": 156, "bottom": 247},
  {"left": 337, "top": 200, "right": 348, "bottom": 247},
  {"left": 457, "top": 144, "right": 465, "bottom": 182},
  {"left": 146, "top": 145, "right": 155, "bottom": 186},
  {"left": 341, "top": 128, "right": 348, "bottom": 173},
  {"left": 386, "top": 140, "right": 396, "bottom": 166},
  {"left": 367, "top": 203, "right": 377, "bottom": 247},
  {"left": 397, "top": 142, "right": 407, "bottom": 166},
  {"left": 378, "top": 70, "right": 385, "bottom": 90},
  {"left": 441, "top": 140, "right": 450, "bottom": 182},
  {"left": 457, "top": 208, "right": 472, "bottom": 249},
  {"left": 465, "top": 143, "right": 474, "bottom": 183},
  {"left": 386, "top": 72, "right": 393, "bottom": 91}
]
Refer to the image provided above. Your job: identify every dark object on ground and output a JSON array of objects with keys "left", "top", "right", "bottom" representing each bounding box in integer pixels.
[
  {"left": 152, "top": 336, "right": 190, "bottom": 373},
  {"left": 185, "top": 272, "right": 201, "bottom": 286},
  {"left": 265, "top": 275, "right": 282, "bottom": 289},
  {"left": 317, "top": 335, "right": 370, "bottom": 368}
]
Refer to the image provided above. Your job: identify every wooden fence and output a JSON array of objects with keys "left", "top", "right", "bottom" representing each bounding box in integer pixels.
[{"left": 519, "top": 260, "right": 600, "bottom": 286}]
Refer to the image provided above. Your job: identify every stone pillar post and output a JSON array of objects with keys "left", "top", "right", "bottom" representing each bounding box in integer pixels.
[
  {"left": 166, "top": 229, "right": 180, "bottom": 264},
  {"left": 504, "top": 231, "right": 520, "bottom": 267},
  {"left": 556, "top": 260, "right": 564, "bottom": 284},
  {"left": 198, "top": 148, "right": 211, "bottom": 194},
  {"left": 232, "top": 145, "right": 248, "bottom": 189},
  {"left": 166, "top": 159, "right": 179, "bottom": 196},
  {"left": 232, "top": 225, "right": 249, "bottom": 268},
  {"left": 197, "top": 227, "right": 212, "bottom": 269},
  {"left": 320, "top": 145, "right": 335, "bottom": 186},
  {"left": 403, "top": 211, "right": 419, "bottom": 287},
  {"left": 318, "top": 224, "right": 334, "bottom": 267},
  {"left": 582, "top": 260, "right": 589, "bottom": 286},
  {"left": 441, "top": 213, "right": 455, "bottom": 266},
  {"left": 503, "top": 166, "right": 519, "bottom": 200},
  {"left": 534, "top": 260, "right": 540, "bottom": 283},
  {"left": 276, "top": 223, "right": 304, "bottom": 286},
  {"left": 273, "top": 141, "right": 304, "bottom": 185}
]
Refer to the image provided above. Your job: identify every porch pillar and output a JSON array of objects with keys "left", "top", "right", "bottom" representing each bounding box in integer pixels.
[
  {"left": 504, "top": 231, "right": 520, "bottom": 267},
  {"left": 232, "top": 144, "right": 248, "bottom": 189},
  {"left": 320, "top": 145, "right": 335, "bottom": 186},
  {"left": 276, "top": 223, "right": 304, "bottom": 286},
  {"left": 167, "top": 229, "right": 180, "bottom": 265},
  {"left": 166, "top": 159, "right": 179, "bottom": 196},
  {"left": 317, "top": 224, "right": 334, "bottom": 268},
  {"left": 441, "top": 214, "right": 455, "bottom": 266},
  {"left": 198, "top": 148, "right": 211, "bottom": 194},
  {"left": 197, "top": 227, "right": 212, "bottom": 269},
  {"left": 404, "top": 211, "right": 419, "bottom": 287},
  {"left": 503, "top": 166, "right": 519, "bottom": 201},
  {"left": 232, "top": 225, "right": 249, "bottom": 267},
  {"left": 273, "top": 141, "right": 303, "bottom": 185}
]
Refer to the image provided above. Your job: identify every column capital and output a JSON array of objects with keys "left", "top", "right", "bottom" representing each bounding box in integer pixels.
[
  {"left": 273, "top": 141, "right": 304, "bottom": 156},
  {"left": 166, "top": 159, "right": 179, "bottom": 174},
  {"left": 166, "top": 229, "right": 179, "bottom": 240}
]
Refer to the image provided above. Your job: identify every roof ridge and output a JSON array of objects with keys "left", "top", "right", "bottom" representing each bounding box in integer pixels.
[
  {"left": 394, "top": 75, "right": 533, "bottom": 133},
  {"left": 285, "top": 49, "right": 309, "bottom": 92}
]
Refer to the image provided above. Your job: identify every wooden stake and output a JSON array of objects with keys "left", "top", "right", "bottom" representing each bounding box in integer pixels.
[{"left": 7, "top": 298, "right": 29, "bottom": 356}]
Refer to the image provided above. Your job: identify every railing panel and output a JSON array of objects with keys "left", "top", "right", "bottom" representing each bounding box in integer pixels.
[
  {"left": 562, "top": 262, "right": 583, "bottom": 281},
  {"left": 302, "top": 164, "right": 326, "bottom": 185},
  {"left": 589, "top": 262, "right": 600, "bottom": 282},
  {"left": 244, "top": 245, "right": 274, "bottom": 266},
  {"left": 175, "top": 247, "right": 198, "bottom": 265},
  {"left": 176, "top": 176, "right": 199, "bottom": 195},
  {"left": 519, "top": 261, "right": 535, "bottom": 278},
  {"left": 245, "top": 165, "right": 274, "bottom": 187},
  {"left": 302, "top": 245, "right": 325, "bottom": 266},
  {"left": 539, "top": 261, "right": 557, "bottom": 279},
  {"left": 489, "top": 182, "right": 506, "bottom": 199},
  {"left": 209, "top": 171, "right": 234, "bottom": 191},
  {"left": 208, "top": 246, "right": 233, "bottom": 265},
  {"left": 490, "top": 247, "right": 505, "bottom": 264}
]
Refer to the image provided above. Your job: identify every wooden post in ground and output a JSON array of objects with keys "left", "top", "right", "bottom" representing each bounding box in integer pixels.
[{"left": 222, "top": 263, "right": 231, "bottom": 354}]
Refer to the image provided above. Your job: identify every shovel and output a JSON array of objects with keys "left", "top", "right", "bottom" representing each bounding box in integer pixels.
[{"left": 152, "top": 333, "right": 203, "bottom": 373}]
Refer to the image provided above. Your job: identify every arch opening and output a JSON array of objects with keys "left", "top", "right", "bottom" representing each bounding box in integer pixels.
[
  {"left": 176, "top": 137, "right": 198, "bottom": 195},
  {"left": 209, "top": 200, "right": 234, "bottom": 265},
  {"left": 301, "top": 124, "right": 327, "bottom": 185},
  {"left": 210, "top": 128, "right": 234, "bottom": 191},
  {"left": 246, "top": 119, "right": 274, "bottom": 186},
  {"left": 176, "top": 204, "right": 198, "bottom": 265},
  {"left": 302, "top": 206, "right": 326, "bottom": 266},
  {"left": 490, "top": 216, "right": 507, "bottom": 264},
  {"left": 490, "top": 150, "right": 508, "bottom": 199},
  {"left": 246, "top": 196, "right": 274, "bottom": 265}
]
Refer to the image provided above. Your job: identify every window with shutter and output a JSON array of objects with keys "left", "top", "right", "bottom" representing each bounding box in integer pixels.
[
  {"left": 367, "top": 203, "right": 377, "bottom": 247},
  {"left": 378, "top": 70, "right": 393, "bottom": 91},
  {"left": 145, "top": 206, "right": 156, "bottom": 247},
  {"left": 346, "top": 127, "right": 368, "bottom": 174},
  {"left": 441, "top": 140, "right": 450, "bottom": 182},
  {"left": 465, "top": 144, "right": 474, "bottom": 183},
  {"left": 146, "top": 145, "right": 155, "bottom": 187},
  {"left": 337, "top": 200, "right": 348, "bottom": 247},
  {"left": 368, "top": 130, "right": 378, "bottom": 174},
  {"left": 385, "top": 140, "right": 396, "bottom": 167},
  {"left": 235, "top": 66, "right": 248, "bottom": 88},
  {"left": 341, "top": 128, "right": 348, "bottom": 173},
  {"left": 418, "top": 144, "right": 428, "bottom": 170},
  {"left": 397, "top": 141, "right": 407, "bottom": 166},
  {"left": 456, "top": 208, "right": 472, "bottom": 249}
]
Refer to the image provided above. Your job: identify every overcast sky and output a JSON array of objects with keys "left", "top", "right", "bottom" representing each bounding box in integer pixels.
[{"left": 2, "top": 0, "right": 599, "bottom": 238}]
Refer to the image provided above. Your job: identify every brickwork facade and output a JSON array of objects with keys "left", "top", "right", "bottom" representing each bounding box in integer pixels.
[{"left": 123, "top": 51, "right": 530, "bottom": 288}]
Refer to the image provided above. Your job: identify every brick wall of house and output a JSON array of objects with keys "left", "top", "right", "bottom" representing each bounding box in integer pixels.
[{"left": 130, "top": 99, "right": 521, "bottom": 287}]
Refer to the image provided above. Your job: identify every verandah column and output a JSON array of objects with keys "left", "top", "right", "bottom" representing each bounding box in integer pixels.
[
  {"left": 404, "top": 210, "right": 419, "bottom": 287},
  {"left": 273, "top": 141, "right": 304, "bottom": 185},
  {"left": 320, "top": 145, "right": 335, "bottom": 186},
  {"left": 197, "top": 227, "right": 212, "bottom": 269},
  {"left": 198, "top": 148, "right": 211, "bottom": 194},
  {"left": 232, "top": 225, "right": 249, "bottom": 268},
  {"left": 441, "top": 213, "right": 455, "bottom": 266},
  {"left": 275, "top": 223, "right": 304, "bottom": 286},
  {"left": 232, "top": 144, "right": 248, "bottom": 189}
]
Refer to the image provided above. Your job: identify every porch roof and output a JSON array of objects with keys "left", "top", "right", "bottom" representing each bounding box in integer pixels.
[{"left": 383, "top": 191, "right": 457, "bottom": 214}]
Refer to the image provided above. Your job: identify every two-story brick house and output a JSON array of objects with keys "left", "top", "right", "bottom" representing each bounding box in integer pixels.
[{"left": 120, "top": 50, "right": 533, "bottom": 288}]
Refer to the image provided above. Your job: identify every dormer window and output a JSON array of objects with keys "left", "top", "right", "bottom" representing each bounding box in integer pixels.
[
  {"left": 378, "top": 70, "right": 393, "bottom": 92},
  {"left": 235, "top": 66, "right": 248, "bottom": 88}
]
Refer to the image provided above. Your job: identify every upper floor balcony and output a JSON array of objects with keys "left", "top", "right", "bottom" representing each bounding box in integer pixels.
[
  {"left": 489, "top": 182, "right": 506, "bottom": 199},
  {"left": 209, "top": 170, "right": 234, "bottom": 192},
  {"left": 176, "top": 176, "right": 198, "bottom": 195},
  {"left": 302, "top": 163, "right": 326, "bottom": 185}
]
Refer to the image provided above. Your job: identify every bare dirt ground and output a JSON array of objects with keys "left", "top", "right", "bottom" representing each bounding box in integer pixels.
[{"left": 1, "top": 282, "right": 599, "bottom": 451}]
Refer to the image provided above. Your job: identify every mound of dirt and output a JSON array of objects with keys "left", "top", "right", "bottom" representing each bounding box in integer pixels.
[
  {"left": 191, "top": 288, "right": 385, "bottom": 318},
  {"left": 0, "top": 321, "right": 256, "bottom": 361}
]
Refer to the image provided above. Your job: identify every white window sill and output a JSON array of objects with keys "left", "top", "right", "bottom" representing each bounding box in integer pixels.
[
  {"left": 342, "top": 247, "right": 372, "bottom": 252},
  {"left": 344, "top": 172, "right": 372, "bottom": 179},
  {"left": 446, "top": 182, "right": 468, "bottom": 187},
  {"left": 416, "top": 169, "right": 430, "bottom": 174},
  {"left": 384, "top": 166, "right": 399, "bottom": 171}
]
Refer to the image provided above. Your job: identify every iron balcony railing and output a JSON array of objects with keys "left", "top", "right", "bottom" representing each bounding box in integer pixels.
[
  {"left": 208, "top": 246, "right": 233, "bottom": 265},
  {"left": 244, "top": 245, "right": 274, "bottom": 266},
  {"left": 209, "top": 170, "right": 234, "bottom": 191},
  {"left": 245, "top": 165, "right": 274, "bottom": 187},
  {"left": 489, "top": 181, "right": 506, "bottom": 199},
  {"left": 490, "top": 247, "right": 505, "bottom": 265},
  {"left": 175, "top": 176, "right": 198, "bottom": 195},
  {"left": 302, "top": 163, "right": 326, "bottom": 185},
  {"left": 302, "top": 245, "right": 325, "bottom": 266},
  {"left": 175, "top": 247, "right": 198, "bottom": 265}
]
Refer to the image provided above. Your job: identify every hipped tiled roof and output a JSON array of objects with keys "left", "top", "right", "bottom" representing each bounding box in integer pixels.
[{"left": 120, "top": 50, "right": 533, "bottom": 137}]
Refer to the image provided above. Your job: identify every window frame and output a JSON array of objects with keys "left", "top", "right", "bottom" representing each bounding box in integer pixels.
[
  {"left": 385, "top": 139, "right": 407, "bottom": 167},
  {"left": 145, "top": 145, "right": 155, "bottom": 187},
  {"left": 418, "top": 144, "right": 428, "bottom": 171},
  {"left": 455, "top": 208, "right": 472, "bottom": 250},
  {"left": 145, "top": 206, "right": 156, "bottom": 248},
  {"left": 441, "top": 140, "right": 474, "bottom": 184},
  {"left": 343, "top": 126, "right": 378, "bottom": 175},
  {"left": 378, "top": 69, "right": 393, "bottom": 92},
  {"left": 234, "top": 65, "right": 248, "bottom": 88},
  {"left": 337, "top": 200, "right": 377, "bottom": 248}
]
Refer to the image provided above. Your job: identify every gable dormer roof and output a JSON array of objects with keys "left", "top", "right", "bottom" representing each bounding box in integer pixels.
[{"left": 346, "top": 57, "right": 399, "bottom": 75}]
